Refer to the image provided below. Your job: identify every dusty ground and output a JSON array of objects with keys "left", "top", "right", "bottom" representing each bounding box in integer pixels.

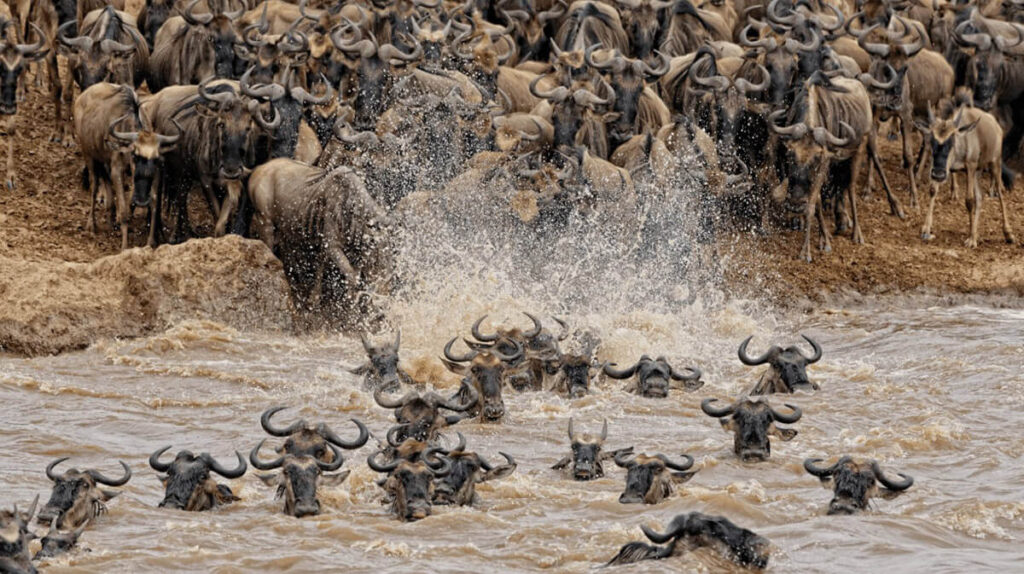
[{"left": 2, "top": 76, "right": 1023, "bottom": 312}]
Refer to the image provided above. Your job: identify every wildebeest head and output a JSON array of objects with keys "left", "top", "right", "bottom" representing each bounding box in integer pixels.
[
  {"left": 604, "top": 355, "right": 703, "bottom": 398},
  {"left": 442, "top": 337, "right": 523, "bottom": 422},
  {"left": 373, "top": 384, "right": 479, "bottom": 442},
  {"left": 432, "top": 433, "right": 517, "bottom": 506},
  {"left": 502, "top": 0, "right": 566, "bottom": 62},
  {"left": 56, "top": 20, "right": 137, "bottom": 90},
  {"left": 952, "top": 20, "right": 1013, "bottom": 110},
  {"left": 607, "top": 511, "right": 770, "bottom": 568},
  {"left": 614, "top": 451, "right": 697, "bottom": 504},
  {"left": 529, "top": 71, "right": 617, "bottom": 155},
  {"left": 553, "top": 353, "right": 601, "bottom": 398},
  {"left": 351, "top": 331, "right": 404, "bottom": 392},
  {"left": 259, "top": 406, "right": 370, "bottom": 462},
  {"left": 853, "top": 19, "right": 924, "bottom": 114},
  {"left": 108, "top": 114, "right": 181, "bottom": 208},
  {"left": 587, "top": 48, "right": 671, "bottom": 151},
  {"left": 149, "top": 447, "right": 247, "bottom": 511},
  {"left": 804, "top": 456, "right": 914, "bottom": 515},
  {"left": 467, "top": 312, "right": 544, "bottom": 360},
  {"left": 33, "top": 519, "right": 87, "bottom": 560},
  {"left": 38, "top": 458, "right": 131, "bottom": 529},
  {"left": 617, "top": 0, "right": 671, "bottom": 61},
  {"left": 251, "top": 439, "right": 349, "bottom": 517},
  {"left": 701, "top": 398, "right": 801, "bottom": 461},
  {"left": 689, "top": 54, "right": 770, "bottom": 154},
  {"left": 0, "top": 23, "right": 47, "bottom": 115},
  {"left": 180, "top": 0, "right": 246, "bottom": 79},
  {"left": 552, "top": 418, "right": 632, "bottom": 481},
  {"left": 367, "top": 446, "right": 451, "bottom": 521},
  {"left": 738, "top": 334, "right": 822, "bottom": 394},
  {"left": 918, "top": 101, "right": 980, "bottom": 183},
  {"left": 0, "top": 496, "right": 38, "bottom": 571},
  {"left": 739, "top": 17, "right": 802, "bottom": 107}
]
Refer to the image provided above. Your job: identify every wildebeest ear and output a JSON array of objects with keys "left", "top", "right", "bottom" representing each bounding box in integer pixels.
[
  {"left": 349, "top": 363, "right": 370, "bottom": 375},
  {"left": 100, "top": 490, "right": 122, "bottom": 501},
  {"left": 819, "top": 476, "right": 835, "bottom": 489},
  {"left": 481, "top": 464, "right": 516, "bottom": 482},
  {"left": 601, "top": 446, "right": 633, "bottom": 461},
  {"left": 878, "top": 486, "right": 905, "bottom": 500},
  {"left": 719, "top": 418, "right": 736, "bottom": 432},
  {"left": 552, "top": 457, "right": 571, "bottom": 470},
  {"left": 670, "top": 471, "right": 698, "bottom": 484},
  {"left": 914, "top": 120, "right": 930, "bottom": 133},
  {"left": 320, "top": 470, "right": 351, "bottom": 487},
  {"left": 440, "top": 358, "right": 469, "bottom": 376},
  {"left": 257, "top": 473, "right": 281, "bottom": 486},
  {"left": 957, "top": 118, "right": 980, "bottom": 134},
  {"left": 773, "top": 427, "right": 798, "bottom": 441}
]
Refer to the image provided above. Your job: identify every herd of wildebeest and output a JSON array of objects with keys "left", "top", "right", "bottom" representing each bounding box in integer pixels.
[
  {"left": 2, "top": 314, "right": 916, "bottom": 570},
  {"left": 0, "top": 0, "right": 1021, "bottom": 312}
]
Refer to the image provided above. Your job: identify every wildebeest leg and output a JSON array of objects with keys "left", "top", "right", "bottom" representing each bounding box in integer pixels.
[
  {"left": 849, "top": 145, "right": 866, "bottom": 244},
  {"left": 813, "top": 162, "right": 832, "bottom": 256},
  {"left": 964, "top": 166, "right": 980, "bottom": 248},
  {"left": 900, "top": 114, "right": 918, "bottom": 209},
  {"left": 111, "top": 154, "right": 129, "bottom": 250},
  {"left": 921, "top": 180, "right": 940, "bottom": 241},
  {"left": 147, "top": 172, "right": 163, "bottom": 248},
  {"left": 170, "top": 182, "right": 191, "bottom": 244},
  {"left": 60, "top": 69, "right": 75, "bottom": 145},
  {"left": 993, "top": 161, "right": 1016, "bottom": 244},
  {"left": 5, "top": 115, "right": 15, "bottom": 190},
  {"left": 201, "top": 178, "right": 220, "bottom": 220},
  {"left": 230, "top": 186, "right": 252, "bottom": 237},
  {"left": 213, "top": 180, "right": 242, "bottom": 237},
  {"left": 86, "top": 163, "right": 99, "bottom": 234},
  {"left": 47, "top": 52, "right": 63, "bottom": 142},
  {"left": 868, "top": 133, "right": 904, "bottom": 218},
  {"left": 864, "top": 124, "right": 877, "bottom": 198},
  {"left": 914, "top": 133, "right": 930, "bottom": 186}
]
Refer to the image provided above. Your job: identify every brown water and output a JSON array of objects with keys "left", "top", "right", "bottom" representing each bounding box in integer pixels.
[{"left": 3, "top": 294, "right": 1024, "bottom": 573}]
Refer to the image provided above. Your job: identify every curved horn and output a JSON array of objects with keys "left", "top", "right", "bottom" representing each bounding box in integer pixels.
[
  {"left": 438, "top": 383, "right": 478, "bottom": 412},
  {"left": 292, "top": 78, "right": 335, "bottom": 106},
  {"left": 768, "top": 110, "right": 809, "bottom": 139},
  {"left": 803, "top": 457, "right": 837, "bottom": 477},
  {"left": 641, "top": 50, "right": 672, "bottom": 78},
  {"left": 767, "top": 0, "right": 802, "bottom": 27},
  {"left": 669, "top": 365, "right": 702, "bottom": 381},
  {"left": 379, "top": 36, "right": 423, "bottom": 63},
  {"left": 202, "top": 451, "right": 247, "bottom": 479},
  {"left": 529, "top": 74, "right": 570, "bottom": 102},
  {"left": 316, "top": 444, "right": 346, "bottom": 472},
  {"left": 738, "top": 335, "right": 774, "bottom": 365},
  {"left": 444, "top": 337, "right": 478, "bottom": 362},
  {"left": 248, "top": 439, "right": 285, "bottom": 470},
  {"left": 800, "top": 334, "right": 822, "bottom": 363},
  {"left": 539, "top": 0, "right": 568, "bottom": 25},
  {"left": 769, "top": 403, "right": 802, "bottom": 424},
  {"left": 701, "top": 398, "right": 734, "bottom": 418},
  {"left": 585, "top": 43, "right": 616, "bottom": 70},
  {"left": 450, "top": 431, "right": 467, "bottom": 454},
  {"left": 572, "top": 86, "right": 612, "bottom": 108},
  {"left": 261, "top": 406, "right": 304, "bottom": 437},
  {"left": 367, "top": 450, "right": 400, "bottom": 473},
  {"left": 197, "top": 78, "right": 237, "bottom": 107},
  {"left": 182, "top": 0, "right": 214, "bottom": 26},
  {"left": 603, "top": 361, "right": 639, "bottom": 379},
  {"left": 691, "top": 63, "right": 731, "bottom": 92},
  {"left": 423, "top": 447, "right": 452, "bottom": 476},
  {"left": 872, "top": 461, "right": 914, "bottom": 491},
  {"left": 522, "top": 312, "right": 542, "bottom": 338},
  {"left": 374, "top": 387, "right": 412, "bottom": 409},
  {"left": 785, "top": 28, "right": 821, "bottom": 54},
  {"left": 553, "top": 317, "right": 569, "bottom": 341},
  {"left": 222, "top": 0, "right": 245, "bottom": 20},
  {"left": 46, "top": 457, "right": 70, "bottom": 481},
  {"left": 641, "top": 522, "right": 678, "bottom": 544},
  {"left": 813, "top": 121, "right": 855, "bottom": 148},
  {"left": 600, "top": 419, "right": 608, "bottom": 442},
  {"left": 17, "top": 22, "right": 47, "bottom": 55},
  {"left": 740, "top": 24, "right": 775, "bottom": 50},
  {"left": 57, "top": 21, "right": 92, "bottom": 51},
  {"left": 819, "top": 2, "right": 845, "bottom": 33},
  {"left": 149, "top": 446, "right": 173, "bottom": 473},
  {"left": 386, "top": 424, "right": 407, "bottom": 447},
  {"left": 860, "top": 63, "right": 898, "bottom": 90},
  {"left": 735, "top": 63, "right": 770, "bottom": 94},
  {"left": 470, "top": 315, "right": 498, "bottom": 342},
  {"left": 156, "top": 119, "right": 182, "bottom": 146},
  {"left": 857, "top": 25, "right": 891, "bottom": 57},
  {"left": 614, "top": 450, "right": 635, "bottom": 468},
  {"left": 567, "top": 417, "right": 575, "bottom": 441},
  {"left": 490, "top": 338, "right": 524, "bottom": 363},
  {"left": 320, "top": 418, "right": 369, "bottom": 449},
  {"left": 248, "top": 99, "right": 282, "bottom": 130},
  {"left": 87, "top": 461, "right": 132, "bottom": 486},
  {"left": 657, "top": 453, "right": 695, "bottom": 471},
  {"left": 109, "top": 113, "right": 139, "bottom": 144}
]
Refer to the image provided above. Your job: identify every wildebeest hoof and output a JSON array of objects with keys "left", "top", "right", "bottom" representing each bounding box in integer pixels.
[
  {"left": 1004, "top": 233, "right": 1016, "bottom": 245},
  {"left": 964, "top": 238, "right": 978, "bottom": 248},
  {"left": 921, "top": 232, "right": 933, "bottom": 241},
  {"left": 5, "top": 178, "right": 14, "bottom": 190}
]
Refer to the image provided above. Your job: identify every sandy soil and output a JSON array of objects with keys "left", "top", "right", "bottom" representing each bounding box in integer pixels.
[{"left": 2, "top": 76, "right": 1023, "bottom": 320}]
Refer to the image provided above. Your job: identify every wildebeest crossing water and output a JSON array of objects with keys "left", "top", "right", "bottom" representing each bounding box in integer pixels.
[{"left": 2, "top": 281, "right": 1024, "bottom": 571}]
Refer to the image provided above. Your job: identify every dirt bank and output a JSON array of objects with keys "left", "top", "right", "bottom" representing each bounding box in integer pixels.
[{"left": 0, "top": 236, "right": 292, "bottom": 356}]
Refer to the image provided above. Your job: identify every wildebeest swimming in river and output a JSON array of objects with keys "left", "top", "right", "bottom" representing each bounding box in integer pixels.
[
  {"left": 804, "top": 456, "right": 914, "bottom": 515},
  {"left": 607, "top": 512, "right": 770, "bottom": 568},
  {"left": 149, "top": 447, "right": 248, "bottom": 511},
  {"left": 552, "top": 418, "right": 633, "bottom": 481},
  {"left": 738, "top": 334, "right": 822, "bottom": 394},
  {"left": 38, "top": 458, "right": 131, "bottom": 528},
  {"left": 701, "top": 397, "right": 802, "bottom": 462}
]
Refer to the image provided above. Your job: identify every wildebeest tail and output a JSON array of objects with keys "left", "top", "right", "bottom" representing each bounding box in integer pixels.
[
  {"left": 604, "top": 541, "right": 674, "bottom": 566},
  {"left": 81, "top": 167, "right": 90, "bottom": 191},
  {"left": 1001, "top": 164, "right": 1015, "bottom": 191}
]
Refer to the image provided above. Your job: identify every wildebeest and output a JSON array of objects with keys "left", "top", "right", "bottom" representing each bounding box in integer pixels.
[
  {"left": 552, "top": 418, "right": 633, "bottom": 480},
  {"left": 603, "top": 355, "right": 703, "bottom": 397},
  {"left": 918, "top": 100, "right": 1015, "bottom": 247},
  {"left": 464, "top": 312, "right": 548, "bottom": 391},
  {"left": 147, "top": 0, "right": 246, "bottom": 91},
  {"left": 350, "top": 331, "right": 414, "bottom": 392},
  {"left": 548, "top": 352, "right": 600, "bottom": 398},
  {"left": 367, "top": 446, "right": 452, "bottom": 521},
  {"left": 442, "top": 337, "right": 523, "bottom": 422},
  {"left": 258, "top": 406, "right": 369, "bottom": 461},
  {"left": 149, "top": 447, "right": 248, "bottom": 511},
  {"left": 804, "top": 456, "right": 914, "bottom": 514},
  {"left": 37, "top": 457, "right": 131, "bottom": 528},
  {"left": 614, "top": 451, "right": 697, "bottom": 504},
  {"left": 0, "top": 496, "right": 38, "bottom": 574},
  {"left": 738, "top": 334, "right": 822, "bottom": 394},
  {"left": 607, "top": 512, "right": 770, "bottom": 569},
  {"left": 700, "top": 397, "right": 802, "bottom": 461},
  {"left": 250, "top": 439, "right": 349, "bottom": 517},
  {"left": 248, "top": 158, "right": 394, "bottom": 321},
  {"left": 373, "top": 384, "right": 479, "bottom": 443},
  {"left": 0, "top": 20, "right": 46, "bottom": 190},
  {"left": 432, "top": 432, "right": 517, "bottom": 507},
  {"left": 33, "top": 520, "right": 87, "bottom": 560}
]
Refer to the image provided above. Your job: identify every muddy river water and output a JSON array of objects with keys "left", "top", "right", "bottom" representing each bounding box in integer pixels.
[{"left": 3, "top": 292, "right": 1023, "bottom": 573}]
